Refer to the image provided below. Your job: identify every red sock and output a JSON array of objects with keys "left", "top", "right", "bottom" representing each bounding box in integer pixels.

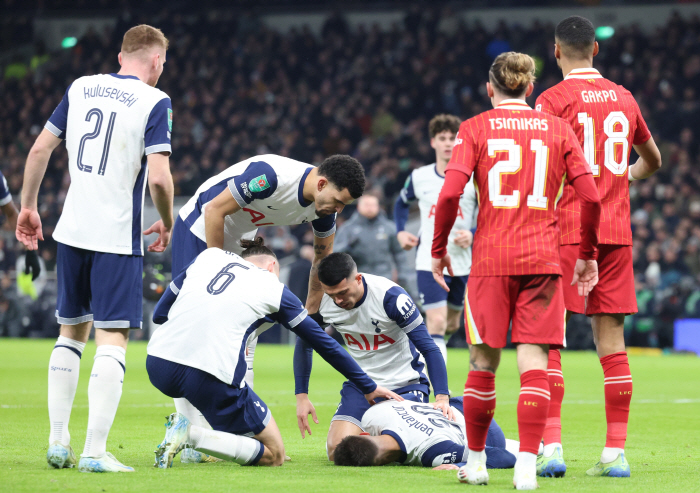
[
  {"left": 543, "top": 349, "right": 564, "bottom": 446},
  {"left": 601, "top": 351, "right": 633, "bottom": 449},
  {"left": 463, "top": 371, "right": 496, "bottom": 452},
  {"left": 518, "top": 369, "right": 550, "bottom": 455}
]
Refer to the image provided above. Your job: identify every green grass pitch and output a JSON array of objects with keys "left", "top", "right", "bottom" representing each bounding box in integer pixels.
[{"left": 1, "top": 339, "right": 699, "bottom": 492}]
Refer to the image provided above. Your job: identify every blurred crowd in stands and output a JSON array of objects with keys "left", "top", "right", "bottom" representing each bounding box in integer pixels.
[{"left": 1, "top": 7, "right": 699, "bottom": 345}]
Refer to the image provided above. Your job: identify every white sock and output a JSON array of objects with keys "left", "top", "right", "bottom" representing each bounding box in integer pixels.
[
  {"left": 543, "top": 442, "right": 562, "bottom": 457},
  {"left": 48, "top": 336, "right": 86, "bottom": 446},
  {"left": 505, "top": 438, "right": 520, "bottom": 457},
  {"left": 245, "top": 337, "right": 258, "bottom": 390},
  {"left": 82, "top": 345, "right": 126, "bottom": 458},
  {"left": 431, "top": 334, "right": 448, "bottom": 363},
  {"left": 189, "top": 425, "right": 263, "bottom": 465},
  {"left": 601, "top": 447, "right": 623, "bottom": 463},
  {"left": 514, "top": 451, "right": 537, "bottom": 476},
  {"left": 467, "top": 449, "right": 487, "bottom": 465},
  {"left": 174, "top": 398, "right": 211, "bottom": 429}
]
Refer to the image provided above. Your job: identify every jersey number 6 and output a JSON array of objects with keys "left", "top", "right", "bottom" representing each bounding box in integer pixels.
[{"left": 207, "top": 262, "right": 249, "bottom": 295}]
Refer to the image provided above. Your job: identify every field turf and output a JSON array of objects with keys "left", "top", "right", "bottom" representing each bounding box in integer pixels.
[{"left": 1, "top": 339, "right": 699, "bottom": 492}]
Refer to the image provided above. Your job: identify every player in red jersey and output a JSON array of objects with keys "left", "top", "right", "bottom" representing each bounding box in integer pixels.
[
  {"left": 431, "top": 52, "right": 601, "bottom": 490},
  {"left": 534, "top": 16, "right": 662, "bottom": 479}
]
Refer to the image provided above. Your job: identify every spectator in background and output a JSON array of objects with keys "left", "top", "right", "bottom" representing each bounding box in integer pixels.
[
  {"left": 287, "top": 244, "right": 315, "bottom": 304},
  {"left": 334, "top": 194, "right": 413, "bottom": 295}
]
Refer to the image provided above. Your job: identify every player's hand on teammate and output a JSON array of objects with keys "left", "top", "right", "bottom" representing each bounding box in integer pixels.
[
  {"left": 572, "top": 258, "right": 599, "bottom": 297},
  {"left": 397, "top": 231, "right": 419, "bottom": 250},
  {"left": 15, "top": 209, "right": 43, "bottom": 250},
  {"left": 431, "top": 255, "right": 454, "bottom": 292},
  {"left": 453, "top": 229, "right": 473, "bottom": 249},
  {"left": 295, "top": 393, "right": 318, "bottom": 439},
  {"left": 144, "top": 219, "right": 172, "bottom": 252},
  {"left": 364, "top": 386, "right": 405, "bottom": 406},
  {"left": 432, "top": 394, "right": 455, "bottom": 420}
]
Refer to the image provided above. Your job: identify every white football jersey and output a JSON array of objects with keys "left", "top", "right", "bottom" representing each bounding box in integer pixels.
[
  {"left": 362, "top": 400, "right": 467, "bottom": 466},
  {"left": 400, "top": 164, "right": 477, "bottom": 276},
  {"left": 177, "top": 155, "right": 336, "bottom": 254},
  {"left": 46, "top": 73, "right": 172, "bottom": 255},
  {"left": 148, "top": 248, "right": 307, "bottom": 386},
  {"left": 319, "top": 274, "right": 427, "bottom": 390}
]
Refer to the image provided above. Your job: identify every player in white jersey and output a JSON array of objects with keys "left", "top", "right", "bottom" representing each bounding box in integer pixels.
[
  {"left": 147, "top": 240, "right": 401, "bottom": 468},
  {"left": 170, "top": 153, "right": 365, "bottom": 439},
  {"left": 0, "top": 170, "right": 41, "bottom": 279},
  {"left": 294, "top": 252, "right": 451, "bottom": 460},
  {"left": 16, "top": 26, "right": 174, "bottom": 473},
  {"left": 333, "top": 399, "right": 517, "bottom": 469},
  {"left": 394, "top": 115, "right": 477, "bottom": 363}
]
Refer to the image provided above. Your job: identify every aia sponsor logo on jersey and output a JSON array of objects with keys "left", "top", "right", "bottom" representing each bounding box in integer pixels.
[{"left": 343, "top": 333, "right": 396, "bottom": 351}]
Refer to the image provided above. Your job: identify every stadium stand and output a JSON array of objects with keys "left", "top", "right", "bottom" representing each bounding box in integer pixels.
[{"left": 0, "top": 7, "right": 698, "bottom": 346}]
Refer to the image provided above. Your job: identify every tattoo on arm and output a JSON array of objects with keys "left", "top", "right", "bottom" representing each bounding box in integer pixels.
[{"left": 313, "top": 244, "right": 327, "bottom": 256}]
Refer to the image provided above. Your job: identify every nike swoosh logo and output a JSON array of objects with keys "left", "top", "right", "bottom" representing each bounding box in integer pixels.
[{"left": 267, "top": 206, "right": 279, "bottom": 210}]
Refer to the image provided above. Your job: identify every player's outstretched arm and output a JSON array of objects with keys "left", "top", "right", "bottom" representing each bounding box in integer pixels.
[
  {"left": 17, "top": 129, "right": 61, "bottom": 250},
  {"left": 145, "top": 152, "right": 174, "bottom": 252},
  {"left": 630, "top": 136, "right": 662, "bottom": 181},
  {"left": 293, "top": 336, "right": 317, "bottom": 438},
  {"left": 305, "top": 233, "right": 334, "bottom": 313},
  {"left": 204, "top": 187, "right": 241, "bottom": 249}
]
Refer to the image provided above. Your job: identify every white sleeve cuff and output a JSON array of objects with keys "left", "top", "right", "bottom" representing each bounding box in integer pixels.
[{"left": 145, "top": 143, "right": 172, "bottom": 155}]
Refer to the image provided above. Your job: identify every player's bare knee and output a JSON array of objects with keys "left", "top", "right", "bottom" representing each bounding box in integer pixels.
[
  {"left": 426, "top": 309, "right": 447, "bottom": 335},
  {"left": 59, "top": 322, "right": 92, "bottom": 343}
]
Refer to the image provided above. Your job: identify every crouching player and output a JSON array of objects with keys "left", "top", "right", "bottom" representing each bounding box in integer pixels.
[
  {"left": 147, "top": 239, "right": 401, "bottom": 467},
  {"left": 333, "top": 398, "right": 517, "bottom": 469},
  {"left": 295, "top": 252, "right": 451, "bottom": 460}
]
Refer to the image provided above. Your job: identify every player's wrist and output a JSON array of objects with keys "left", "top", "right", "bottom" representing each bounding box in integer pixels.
[
  {"left": 295, "top": 392, "right": 309, "bottom": 400},
  {"left": 436, "top": 394, "right": 450, "bottom": 401},
  {"left": 628, "top": 166, "right": 638, "bottom": 182}
]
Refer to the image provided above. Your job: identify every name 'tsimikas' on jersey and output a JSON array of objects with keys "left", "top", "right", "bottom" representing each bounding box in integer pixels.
[
  {"left": 45, "top": 73, "right": 172, "bottom": 255},
  {"left": 399, "top": 164, "right": 477, "bottom": 276},
  {"left": 177, "top": 155, "right": 336, "bottom": 255}
]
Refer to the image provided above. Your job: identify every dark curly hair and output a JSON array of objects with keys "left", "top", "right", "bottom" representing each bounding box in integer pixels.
[
  {"left": 240, "top": 237, "right": 277, "bottom": 259},
  {"left": 318, "top": 252, "right": 356, "bottom": 287},
  {"left": 333, "top": 435, "right": 378, "bottom": 467},
  {"left": 317, "top": 155, "right": 366, "bottom": 199}
]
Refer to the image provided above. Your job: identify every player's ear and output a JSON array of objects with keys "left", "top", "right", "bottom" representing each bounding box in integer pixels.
[
  {"left": 525, "top": 82, "right": 534, "bottom": 98},
  {"left": 317, "top": 176, "right": 328, "bottom": 192},
  {"left": 355, "top": 273, "right": 362, "bottom": 285},
  {"left": 118, "top": 52, "right": 123, "bottom": 66},
  {"left": 554, "top": 43, "right": 560, "bottom": 60},
  {"left": 430, "top": 137, "right": 436, "bottom": 150},
  {"left": 486, "top": 82, "right": 494, "bottom": 99},
  {"left": 592, "top": 41, "right": 599, "bottom": 58}
]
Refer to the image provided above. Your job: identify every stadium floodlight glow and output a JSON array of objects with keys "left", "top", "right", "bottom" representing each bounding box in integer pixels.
[
  {"left": 596, "top": 26, "right": 615, "bottom": 40},
  {"left": 61, "top": 37, "right": 78, "bottom": 49}
]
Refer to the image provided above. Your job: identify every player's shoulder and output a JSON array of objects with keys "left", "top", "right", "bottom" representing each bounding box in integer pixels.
[
  {"left": 412, "top": 163, "right": 438, "bottom": 179},
  {"left": 364, "top": 273, "right": 400, "bottom": 297}
]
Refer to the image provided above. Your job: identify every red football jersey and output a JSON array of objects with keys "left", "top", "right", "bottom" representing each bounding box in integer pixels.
[
  {"left": 447, "top": 99, "right": 592, "bottom": 277},
  {"left": 535, "top": 68, "right": 651, "bottom": 246}
]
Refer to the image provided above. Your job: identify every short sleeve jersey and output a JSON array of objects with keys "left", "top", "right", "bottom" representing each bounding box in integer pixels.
[
  {"left": 535, "top": 68, "right": 651, "bottom": 245},
  {"left": 361, "top": 400, "right": 467, "bottom": 467},
  {"left": 147, "top": 248, "right": 307, "bottom": 386},
  {"left": 447, "top": 99, "right": 592, "bottom": 277},
  {"left": 177, "top": 154, "right": 336, "bottom": 254},
  {"left": 319, "top": 274, "right": 428, "bottom": 391},
  {"left": 400, "top": 164, "right": 477, "bottom": 276},
  {"left": 46, "top": 74, "right": 172, "bottom": 255}
]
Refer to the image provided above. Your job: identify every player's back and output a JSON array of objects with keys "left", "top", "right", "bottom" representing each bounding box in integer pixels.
[
  {"left": 453, "top": 100, "right": 590, "bottom": 277},
  {"left": 148, "top": 248, "right": 285, "bottom": 385},
  {"left": 362, "top": 400, "right": 466, "bottom": 466},
  {"left": 51, "top": 73, "right": 171, "bottom": 255},
  {"left": 536, "top": 70, "right": 651, "bottom": 245}
]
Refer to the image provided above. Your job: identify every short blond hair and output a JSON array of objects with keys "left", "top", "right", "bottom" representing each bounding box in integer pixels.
[
  {"left": 488, "top": 52, "right": 536, "bottom": 97},
  {"left": 121, "top": 24, "right": 169, "bottom": 55}
]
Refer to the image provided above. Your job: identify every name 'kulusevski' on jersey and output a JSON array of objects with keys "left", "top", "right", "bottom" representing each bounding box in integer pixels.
[
  {"left": 45, "top": 73, "right": 171, "bottom": 256},
  {"left": 173, "top": 155, "right": 337, "bottom": 275}
]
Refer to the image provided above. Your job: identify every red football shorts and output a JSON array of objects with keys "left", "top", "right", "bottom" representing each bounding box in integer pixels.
[
  {"left": 560, "top": 244, "right": 637, "bottom": 315},
  {"left": 464, "top": 275, "right": 566, "bottom": 349}
]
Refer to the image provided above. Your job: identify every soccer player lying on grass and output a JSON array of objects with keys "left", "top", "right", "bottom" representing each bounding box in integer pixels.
[
  {"left": 294, "top": 252, "right": 451, "bottom": 460},
  {"left": 146, "top": 239, "right": 402, "bottom": 468},
  {"left": 333, "top": 398, "right": 518, "bottom": 469}
]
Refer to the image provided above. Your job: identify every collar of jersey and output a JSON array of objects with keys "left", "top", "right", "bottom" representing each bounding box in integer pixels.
[
  {"left": 432, "top": 163, "right": 445, "bottom": 179},
  {"left": 298, "top": 167, "right": 313, "bottom": 207},
  {"left": 353, "top": 276, "right": 369, "bottom": 309},
  {"left": 496, "top": 99, "right": 531, "bottom": 110},
  {"left": 109, "top": 73, "right": 140, "bottom": 81},
  {"left": 564, "top": 68, "right": 602, "bottom": 80}
]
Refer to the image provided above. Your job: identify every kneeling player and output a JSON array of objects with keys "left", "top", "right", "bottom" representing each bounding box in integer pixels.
[
  {"left": 333, "top": 398, "right": 517, "bottom": 469},
  {"left": 147, "top": 240, "right": 401, "bottom": 467},
  {"left": 295, "top": 252, "right": 451, "bottom": 460}
]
